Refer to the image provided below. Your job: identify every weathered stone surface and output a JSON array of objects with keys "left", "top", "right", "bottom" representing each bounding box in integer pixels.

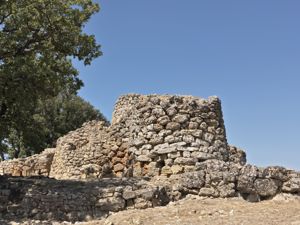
[
  {"left": 0, "top": 92, "right": 300, "bottom": 223},
  {"left": 166, "top": 107, "right": 177, "bottom": 117},
  {"left": 181, "top": 171, "right": 205, "bottom": 189},
  {"left": 182, "top": 135, "right": 195, "bottom": 143},
  {"left": 261, "top": 166, "right": 288, "bottom": 181},
  {"left": 0, "top": 148, "right": 55, "bottom": 177},
  {"left": 0, "top": 176, "right": 170, "bottom": 222},
  {"left": 173, "top": 114, "right": 189, "bottom": 124},
  {"left": 191, "top": 152, "right": 214, "bottom": 161},
  {"left": 149, "top": 136, "right": 164, "bottom": 145},
  {"left": 123, "top": 191, "right": 136, "bottom": 200},
  {"left": 237, "top": 165, "right": 258, "bottom": 194},
  {"left": 199, "top": 187, "right": 217, "bottom": 197},
  {"left": 161, "top": 166, "right": 173, "bottom": 175},
  {"left": 146, "top": 162, "right": 160, "bottom": 176},
  {"left": 282, "top": 176, "right": 300, "bottom": 193},
  {"left": 228, "top": 145, "right": 246, "bottom": 165},
  {"left": 188, "top": 122, "right": 199, "bottom": 129},
  {"left": 114, "top": 163, "right": 125, "bottom": 172},
  {"left": 254, "top": 178, "right": 279, "bottom": 197},
  {"left": 171, "top": 165, "right": 184, "bottom": 174},
  {"left": 174, "top": 157, "right": 197, "bottom": 165},
  {"left": 157, "top": 116, "right": 170, "bottom": 126},
  {"left": 156, "top": 147, "right": 177, "bottom": 155},
  {"left": 136, "top": 155, "right": 151, "bottom": 162},
  {"left": 96, "top": 197, "right": 126, "bottom": 212},
  {"left": 218, "top": 183, "right": 236, "bottom": 197},
  {"left": 166, "top": 122, "right": 181, "bottom": 131}
]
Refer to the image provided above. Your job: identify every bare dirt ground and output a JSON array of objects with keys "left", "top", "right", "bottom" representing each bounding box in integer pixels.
[{"left": 7, "top": 194, "right": 300, "bottom": 225}]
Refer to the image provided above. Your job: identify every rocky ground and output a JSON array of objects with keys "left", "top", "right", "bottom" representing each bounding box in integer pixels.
[{"left": 6, "top": 194, "right": 300, "bottom": 225}]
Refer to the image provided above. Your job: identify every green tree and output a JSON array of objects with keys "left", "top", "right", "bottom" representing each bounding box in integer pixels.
[
  {"left": 0, "top": 0, "right": 102, "bottom": 156},
  {"left": 4, "top": 94, "right": 108, "bottom": 159}
]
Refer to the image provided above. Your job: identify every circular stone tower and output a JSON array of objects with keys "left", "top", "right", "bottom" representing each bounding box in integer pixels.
[
  {"left": 49, "top": 94, "right": 230, "bottom": 179},
  {"left": 111, "top": 94, "right": 230, "bottom": 177}
]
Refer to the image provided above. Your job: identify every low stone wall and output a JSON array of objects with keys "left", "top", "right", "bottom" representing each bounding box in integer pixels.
[
  {"left": 1, "top": 163, "right": 300, "bottom": 222},
  {"left": 0, "top": 148, "right": 55, "bottom": 177},
  {"left": 0, "top": 176, "right": 169, "bottom": 222},
  {"left": 49, "top": 120, "right": 132, "bottom": 179},
  {"left": 163, "top": 160, "right": 300, "bottom": 202}
]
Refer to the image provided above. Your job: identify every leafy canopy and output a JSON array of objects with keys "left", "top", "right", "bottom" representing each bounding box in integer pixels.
[
  {"left": 0, "top": 0, "right": 102, "bottom": 158},
  {"left": 0, "top": 0, "right": 101, "bottom": 64},
  {"left": 0, "top": 0, "right": 101, "bottom": 137},
  {"left": 3, "top": 93, "right": 108, "bottom": 159}
]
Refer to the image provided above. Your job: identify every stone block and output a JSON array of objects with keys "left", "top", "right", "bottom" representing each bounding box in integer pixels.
[
  {"left": 191, "top": 152, "right": 214, "bottom": 161},
  {"left": 182, "top": 135, "right": 195, "bottom": 143},
  {"left": 161, "top": 166, "right": 173, "bottom": 175},
  {"left": 173, "top": 114, "right": 189, "bottom": 124},
  {"left": 174, "top": 157, "right": 197, "bottom": 165},
  {"left": 218, "top": 183, "right": 236, "bottom": 198},
  {"left": 166, "top": 122, "right": 181, "bottom": 131},
  {"left": 171, "top": 165, "right": 183, "bottom": 174},
  {"left": 122, "top": 191, "right": 136, "bottom": 200},
  {"left": 113, "top": 163, "right": 124, "bottom": 172},
  {"left": 199, "top": 187, "right": 217, "bottom": 197},
  {"left": 96, "top": 197, "right": 125, "bottom": 212},
  {"left": 237, "top": 165, "right": 259, "bottom": 194},
  {"left": 203, "top": 133, "right": 214, "bottom": 144},
  {"left": 254, "top": 178, "right": 279, "bottom": 197},
  {"left": 149, "top": 136, "right": 164, "bottom": 145},
  {"left": 134, "top": 198, "right": 152, "bottom": 209},
  {"left": 166, "top": 107, "right": 177, "bottom": 117},
  {"left": 282, "top": 177, "right": 300, "bottom": 193},
  {"left": 136, "top": 155, "right": 151, "bottom": 162},
  {"left": 146, "top": 162, "right": 160, "bottom": 176},
  {"left": 165, "top": 135, "right": 175, "bottom": 143},
  {"left": 157, "top": 116, "right": 170, "bottom": 126},
  {"left": 132, "top": 138, "right": 146, "bottom": 147},
  {"left": 168, "top": 152, "right": 181, "bottom": 159},
  {"left": 188, "top": 122, "right": 199, "bottom": 130}
]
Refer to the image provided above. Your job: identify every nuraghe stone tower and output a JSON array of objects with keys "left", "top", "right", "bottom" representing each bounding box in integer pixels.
[
  {"left": 0, "top": 94, "right": 299, "bottom": 222},
  {"left": 49, "top": 94, "right": 234, "bottom": 179}
]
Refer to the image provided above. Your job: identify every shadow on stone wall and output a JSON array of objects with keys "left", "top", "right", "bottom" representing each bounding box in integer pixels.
[
  {"left": 0, "top": 175, "right": 170, "bottom": 222},
  {"left": 1, "top": 160, "right": 300, "bottom": 222}
]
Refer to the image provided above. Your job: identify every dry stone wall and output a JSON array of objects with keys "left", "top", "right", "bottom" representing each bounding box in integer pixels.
[
  {"left": 114, "top": 94, "right": 229, "bottom": 178},
  {"left": 0, "top": 94, "right": 296, "bottom": 185},
  {"left": 0, "top": 93, "right": 300, "bottom": 222},
  {"left": 1, "top": 166, "right": 300, "bottom": 222},
  {"left": 49, "top": 120, "right": 132, "bottom": 179},
  {"left": 0, "top": 148, "right": 55, "bottom": 177},
  {"left": 0, "top": 176, "right": 169, "bottom": 222},
  {"left": 1, "top": 93, "right": 300, "bottom": 222},
  {"left": 48, "top": 94, "right": 231, "bottom": 180}
]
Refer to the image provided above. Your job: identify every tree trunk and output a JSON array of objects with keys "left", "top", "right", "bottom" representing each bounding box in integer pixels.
[
  {"left": 25, "top": 148, "right": 31, "bottom": 157},
  {"left": 13, "top": 148, "right": 20, "bottom": 158},
  {"left": 0, "top": 150, "right": 4, "bottom": 161}
]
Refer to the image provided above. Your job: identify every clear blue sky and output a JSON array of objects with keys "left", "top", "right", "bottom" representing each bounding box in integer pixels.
[{"left": 75, "top": 0, "right": 300, "bottom": 170}]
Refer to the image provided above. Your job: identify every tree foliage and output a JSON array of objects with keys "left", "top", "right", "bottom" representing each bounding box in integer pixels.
[
  {"left": 3, "top": 94, "right": 108, "bottom": 159},
  {"left": 0, "top": 0, "right": 102, "bottom": 158}
]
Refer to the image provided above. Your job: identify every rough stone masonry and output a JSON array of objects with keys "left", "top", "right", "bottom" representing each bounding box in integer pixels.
[{"left": 0, "top": 94, "right": 300, "bottom": 222}]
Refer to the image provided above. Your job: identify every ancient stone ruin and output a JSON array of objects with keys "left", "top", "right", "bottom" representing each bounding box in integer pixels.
[{"left": 0, "top": 94, "right": 300, "bottom": 222}]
